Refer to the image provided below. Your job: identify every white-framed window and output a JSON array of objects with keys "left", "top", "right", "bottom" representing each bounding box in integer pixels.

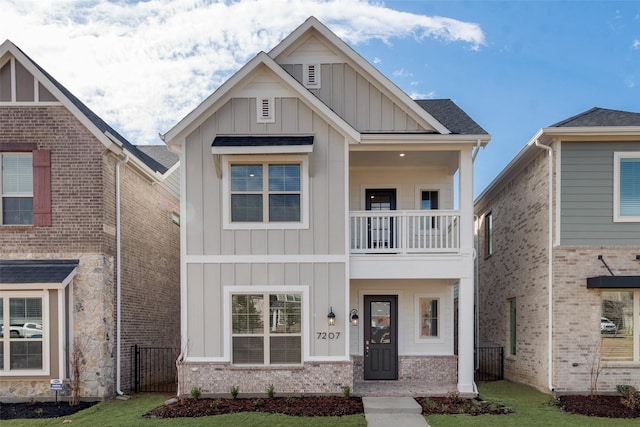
[
  {"left": 601, "top": 291, "right": 640, "bottom": 362},
  {"left": 303, "top": 64, "right": 321, "bottom": 89},
  {"left": 1, "top": 153, "right": 33, "bottom": 225},
  {"left": 231, "top": 292, "right": 302, "bottom": 365},
  {"left": 256, "top": 97, "right": 275, "bottom": 123},
  {"left": 613, "top": 152, "right": 640, "bottom": 222},
  {"left": 417, "top": 296, "right": 439, "bottom": 339},
  {"left": 223, "top": 155, "right": 309, "bottom": 229},
  {"left": 0, "top": 291, "right": 48, "bottom": 375}
]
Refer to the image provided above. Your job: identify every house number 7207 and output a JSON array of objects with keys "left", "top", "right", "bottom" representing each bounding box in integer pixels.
[{"left": 317, "top": 332, "right": 340, "bottom": 340}]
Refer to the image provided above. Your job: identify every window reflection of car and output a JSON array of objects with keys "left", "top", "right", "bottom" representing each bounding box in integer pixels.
[
  {"left": 0, "top": 323, "right": 42, "bottom": 338},
  {"left": 600, "top": 317, "right": 617, "bottom": 334},
  {"left": 1, "top": 325, "right": 21, "bottom": 338}
]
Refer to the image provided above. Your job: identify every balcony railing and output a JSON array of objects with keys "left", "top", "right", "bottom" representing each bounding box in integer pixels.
[{"left": 350, "top": 210, "right": 460, "bottom": 254}]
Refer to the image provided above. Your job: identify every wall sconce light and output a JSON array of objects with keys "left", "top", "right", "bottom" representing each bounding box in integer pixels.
[
  {"left": 327, "top": 307, "right": 336, "bottom": 326},
  {"left": 350, "top": 309, "right": 359, "bottom": 326}
]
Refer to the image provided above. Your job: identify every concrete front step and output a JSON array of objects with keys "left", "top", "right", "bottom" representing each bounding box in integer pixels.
[{"left": 362, "top": 396, "right": 423, "bottom": 414}]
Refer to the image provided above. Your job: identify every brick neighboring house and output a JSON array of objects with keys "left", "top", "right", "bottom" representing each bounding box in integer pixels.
[
  {"left": 475, "top": 107, "right": 640, "bottom": 394},
  {"left": 0, "top": 40, "right": 180, "bottom": 400}
]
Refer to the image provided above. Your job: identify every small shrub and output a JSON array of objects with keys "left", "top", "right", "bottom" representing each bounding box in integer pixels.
[
  {"left": 230, "top": 385, "right": 239, "bottom": 399},
  {"left": 341, "top": 385, "right": 352, "bottom": 398},
  {"left": 445, "top": 391, "right": 464, "bottom": 404},
  {"left": 210, "top": 399, "right": 221, "bottom": 409},
  {"left": 286, "top": 395, "right": 295, "bottom": 405},
  {"left": 617, "top": 384, "right": 640, "bottom": 410},
  {"left": 253, "top": 398, "right": 264, "bottom": 408},
  {"left": 34, "top": 408, "right": 44, "bottom": 417},
  {"left": 440, "top": 404, "right": 449, "bottom": 413},
  {"left": 190, "top": 387, "right": 202, "bottom": 399},
  {"left": 422, "top": 397, "right": 438, "bottom": 411},
  {"left": 267, "top": 384, "right": 275, "bottom": 398}
]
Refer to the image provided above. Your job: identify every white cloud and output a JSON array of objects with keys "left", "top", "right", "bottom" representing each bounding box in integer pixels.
[
  {"left": 633, "top": 39, "right": 640, "bottom": 49},
  {"left": 409, "top": 90, "right": 436, "bottom": 100},
  {"left": 393, "top": 68, "right": 412, "bottom": 78},
  {"left": 0, "top": 0, "right": 485, "bottom": 144}
]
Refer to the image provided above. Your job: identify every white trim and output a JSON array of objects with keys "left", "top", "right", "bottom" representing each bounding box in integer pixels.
[
  {"left": 613, "top": 152, "right": 640, "bottom": 222},
  {"left": 185, "top": 254, "right": 347, "bottom": 264},
  {"left": 414, "top": 293, "right": 444, "bottom": 344},
  {"left": 0, "top": 290, "right": 50, "bottom": 376},
  {"left": 343, "top": 138, "right": 351, "bottom": 358},
  {"left": 222, "top": 154, "right": 310, "bottom": 229},
  {"left": 223, "top": 286, "right": 309, "bottom": 365},
  {"left": 554, "top": 141, "right": 561, "bottom": 246},
  {"left": 57, "top": 288, "right": 65, "bottom": 379}
]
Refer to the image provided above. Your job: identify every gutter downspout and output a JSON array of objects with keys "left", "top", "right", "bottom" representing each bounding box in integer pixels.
[
  {"left": 472, "top": 139, "right": 482, "bottom": 162},
  {"left": 535, "top": 139, "right": 554, "bottom": 393},
  {"left": 115, "top": 154, "right": 129, "bottom": 396}
]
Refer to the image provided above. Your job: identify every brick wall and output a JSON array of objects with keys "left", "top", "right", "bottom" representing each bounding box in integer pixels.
[
  {"left": 352, "top": 355, "right": 457, "bottom": 385},
  {"left": 476, "top": 149, "right": 551, "bottom": 392}
]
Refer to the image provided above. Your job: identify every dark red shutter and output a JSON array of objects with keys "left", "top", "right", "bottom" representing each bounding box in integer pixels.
[{"left": 32, "top": 149, "right": 51, "bottom": 226}]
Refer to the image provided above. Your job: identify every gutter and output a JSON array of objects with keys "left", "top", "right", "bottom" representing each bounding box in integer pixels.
[
  {"left": 534, "top": 138, "right": 554, "bottom": 393},
  {"left": 115, "top": 154, "right": 129, "bottom": 396},
  {"left": 472, "top": 139, "right": 482, "bottom": 162}
]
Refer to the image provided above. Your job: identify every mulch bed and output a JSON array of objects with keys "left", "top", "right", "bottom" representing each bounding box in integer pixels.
[
  {"left": 558, "top": 395, "right": 640, "bottom": 418},
  {"left": 0, "top": 401, "right": 96, "bottom": 420},
  {"left": 415, "top": 396, "right": 513, "bottom": 416},
  {"left": 146, "top": 396, "right": 364, "bottom": 418}
]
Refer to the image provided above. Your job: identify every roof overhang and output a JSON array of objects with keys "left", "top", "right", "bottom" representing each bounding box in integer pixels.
[
  {"left": 0, "top": 259, "right": 79, "bottom": 290},
  {"left": 587, "top": 276, "right": 640, "bottom": 289},
  {"left": 212, "top": 135, "right": 313, "bottom": 155}
]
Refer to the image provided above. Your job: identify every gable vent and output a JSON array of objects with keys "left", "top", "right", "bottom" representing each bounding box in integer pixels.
[
  {"left": 304, "top": 64, "right": 321, "bottom": 89},
  {"left": 257, "top": 97, "right": 275, "bottom": 123}
]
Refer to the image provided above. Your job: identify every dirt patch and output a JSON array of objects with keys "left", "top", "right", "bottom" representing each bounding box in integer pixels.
[
  {"left": 558, "top": 395, "right": 640, "bottom": 418},
  {"left": 146, "top": 396, "right": 364, "bottom": 418},
  {"left": 415, "top": 396, "right": 513, "bottom": 416},
  {"left": 0, "top": 401, "right": 96, "bottom": 420}
]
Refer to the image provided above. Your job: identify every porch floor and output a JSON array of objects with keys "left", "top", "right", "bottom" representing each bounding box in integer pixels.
[{"left": 353, "top": 380, "right": 460, "bottom": 397}]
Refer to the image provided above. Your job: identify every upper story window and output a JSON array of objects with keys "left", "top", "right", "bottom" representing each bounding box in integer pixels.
[
  {"left": 485, "top": 212, "right": 493, "bottom": 257},
  {"left": 224, "top": 154, "right": 309, "bottom": 229},
  {"left": 614, "top": 152, "right": 640, "bottom": 222},
  {"left": 1, "top": 153, "right": 33, "bottom": 225},
  {"left": 303, "top": 64, "right": 321, "bottom": 89}
]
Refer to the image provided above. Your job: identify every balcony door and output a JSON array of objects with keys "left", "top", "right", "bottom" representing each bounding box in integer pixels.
[
  {"left": 365, "top": 189, "right": 396, "bottom": 249},
  {"left": 364, "top": 295, "right": 398, "bottom": 380}
]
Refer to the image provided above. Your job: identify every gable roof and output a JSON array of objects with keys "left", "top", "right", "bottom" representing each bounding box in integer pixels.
[
  {"left": 137, "top": 145, "right": 180, "bottom": 171},
  {"left": 1, "top": 40, "right": 174, "bottom": 176},
  {"left": 162, "top": 51, "right": 360, "bottom": 147},
  {"left": 551, "top": 107, "right": 640, "bottom": 127},
  {"left": 415, "top": 99, "right": 488, "bottom": 135},
  {"left": 270, "top": 17, "right": 451, "bottom": 135},
  {"left": 475, "top": 106, "right": 640, "bottom": 211}
]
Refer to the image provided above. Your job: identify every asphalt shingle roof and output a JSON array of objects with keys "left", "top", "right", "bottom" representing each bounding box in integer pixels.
[
  {"left": 137, "top": 145, "right": 179, "bottom": 170},
  {"left": 551, "top": 107, "right": 640, "bottom": 127},
  {"left": 0, "top": 260, "right": 79, "bottom": 284},
  {"left": 415, "top": 99, "right": 488, "bottom": 135}
]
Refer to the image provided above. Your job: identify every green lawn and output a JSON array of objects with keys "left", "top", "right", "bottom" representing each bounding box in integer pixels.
[
  {"left": 427, "top": 381, "right": 639, "bottom": 427},
  {"left": 4, "top": 381, "right": 639, "bottom": 427}
]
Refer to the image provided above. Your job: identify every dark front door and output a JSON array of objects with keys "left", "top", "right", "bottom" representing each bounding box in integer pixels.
[
  {"left": 364, "top": 295, "right": 398, "bottom": 380},
  {"left": 365, "top": 189, "right": 396, "bottom": 249}
]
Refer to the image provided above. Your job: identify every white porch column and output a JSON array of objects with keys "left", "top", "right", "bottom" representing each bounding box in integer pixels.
[{"left": 457, "top": 147, "right": 475, "bottom": 394}]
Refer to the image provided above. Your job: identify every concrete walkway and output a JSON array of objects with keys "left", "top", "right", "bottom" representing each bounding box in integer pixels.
[{"left": 362, "top": 396, "right": 430, "bottom": 427}]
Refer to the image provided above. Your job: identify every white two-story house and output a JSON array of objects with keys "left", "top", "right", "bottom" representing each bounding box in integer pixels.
[{"left": 163, "top": 17, "right": 489, "bottom": 396}]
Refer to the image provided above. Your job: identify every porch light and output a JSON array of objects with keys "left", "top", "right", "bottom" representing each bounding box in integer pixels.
[
  {"left": 350, "top": 309, "right": 359, "bottom": 326},
  {"left": 327, "top": 307, "right": 336, "bottom": 326},
  {"left": 399, "top": 153, "right": 405, "bottom": 157}
]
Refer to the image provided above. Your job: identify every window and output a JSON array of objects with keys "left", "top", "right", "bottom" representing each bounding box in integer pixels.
[
  {"left": 224, "top": 155, "right": 309, "bottom": 229},
  {"left": 231, "top": 293, "right": 302, "bottom": 365},
  {"left": 256, "top": 97, "right": 274, "bottom": 123},
  {"left": 1, "top": 153, "right": 33, "bottom": 225},
  {"left": 421, "top": 190, "right": 439, "bottom": 228},
  {"left": 485, "top": 212, "right": 493, "bottom": 256},
  {"left": 601, "top": 291, "right": 639, "bottom": 362},
  {"left": 614, "top": 152, "right": 640, "bottom": 222},
  {"left": 303, "top": 64, "right": 321, "bottom": 89},
  {"left": 0, "top": 293, "right": 47, "bottom": 374},
  {"left": 509, "top": 298, "right": 516, "bottom": 356},
  {"left": 419, "top": 297, "right": 439, "bottom": 338}
]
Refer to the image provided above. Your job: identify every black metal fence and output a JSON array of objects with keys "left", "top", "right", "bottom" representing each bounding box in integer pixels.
[
  {"left": 131, "top": 345, "right": 180, "bottom": 392},
  {"left": 475, "top": 346, "right": 504, "bottom": 381}
]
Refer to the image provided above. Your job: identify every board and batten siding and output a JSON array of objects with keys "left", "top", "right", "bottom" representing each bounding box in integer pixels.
[
  {"left": 561, "top": 141, "right": 640, "bottom": 245},
  {"left": 186, "top": 262, "right": 346, "bottom": 358},
  {"left": 282, "top": 63, "right": 429, "bottom": 133},
  {"left": 184, "top": 97, "right": 347, "bottom": 256}
]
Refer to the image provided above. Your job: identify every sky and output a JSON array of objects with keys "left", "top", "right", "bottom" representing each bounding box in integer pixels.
[{"left": 1, "top": 0, "right": 638, "bottom": 196}]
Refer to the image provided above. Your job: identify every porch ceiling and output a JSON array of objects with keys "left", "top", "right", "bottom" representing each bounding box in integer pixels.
[{"left": 350, "top": 150, "right": 458, "bottom": 171}]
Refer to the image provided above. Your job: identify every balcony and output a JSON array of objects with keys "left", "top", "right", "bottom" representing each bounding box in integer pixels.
[{"left": 350, "top": 210, "right": 460, "bottom": 255}]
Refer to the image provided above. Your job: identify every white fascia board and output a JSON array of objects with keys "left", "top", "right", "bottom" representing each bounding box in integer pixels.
[
  {"left": 2, "top": 41, "right": 119, "bottom": 153},
  {"left": 359, "top": 134, "right": 490, "bottom": 145},
  {"left": 269, "top": 17, "right": 450, "bottom": 135},
  {"left": 163, "top": 51, "right": 360, "bottom": 145}
]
